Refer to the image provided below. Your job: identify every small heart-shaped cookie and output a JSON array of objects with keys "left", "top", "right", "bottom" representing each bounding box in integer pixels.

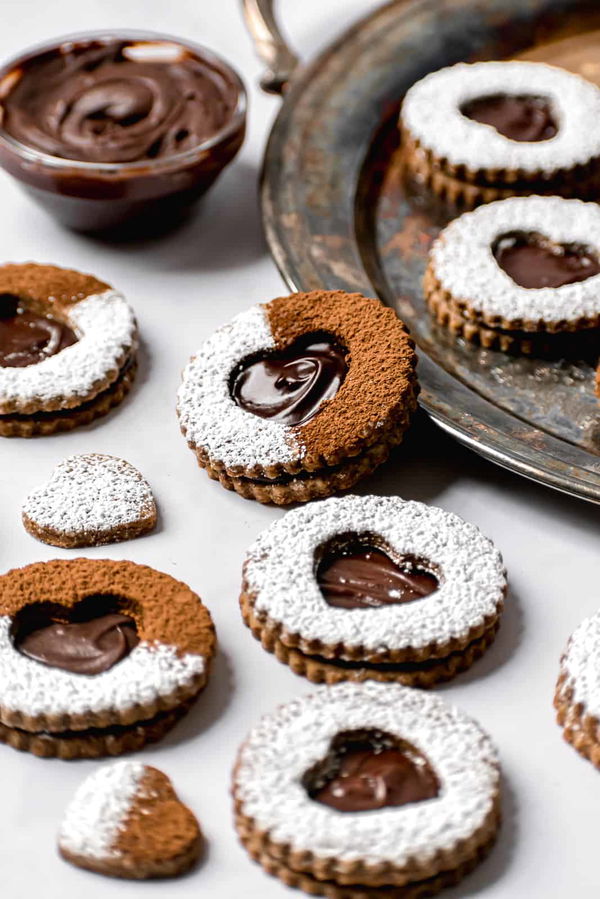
[
  {"left": 58, "top": 761, "right": 203, "bottom": 879},
  {"left": 22, "top": 454, "right": 157, "bottom": 547}
]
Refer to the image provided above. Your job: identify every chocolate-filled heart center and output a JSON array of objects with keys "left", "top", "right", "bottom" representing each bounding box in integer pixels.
[
  {"left": 492, "top": 231, "right": 600, "bottom": 289},
  {"left": 12, "top": 595, "right": 139, "bottom": 675},
  {"left": 0, "top": 293, "right": 77, "bottom": 368},
  {"left": 231, "top": 334, "right": 347, "bottom": 426},
  {"left": 305, "top": 730, "right": 439, "bottom": 812},
  {"left": 460, "top": 94, "right": 557, "bottom": 142},
  {"left": 317, "top": 537, "right": 438, "bottom": 609}
]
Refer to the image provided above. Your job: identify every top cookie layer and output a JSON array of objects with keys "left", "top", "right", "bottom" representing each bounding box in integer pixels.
[
  {"left": 559, "top": 609, "right": 600, "bottom": 720},
  {"left": 177, "top": 291, "right": 416, "bottom": 474},
  {"left": 401, "top": 61, "right": 600, "bottom": 174}
]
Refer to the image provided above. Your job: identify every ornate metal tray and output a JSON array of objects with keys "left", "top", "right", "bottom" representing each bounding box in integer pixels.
[{"left": 243, "top": 0, "right": 600, "bottom": 504}]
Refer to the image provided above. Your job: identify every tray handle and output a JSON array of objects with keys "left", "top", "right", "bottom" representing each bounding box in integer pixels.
[{"left": 241, "top": 0, "right": 300, "bottom": 94}]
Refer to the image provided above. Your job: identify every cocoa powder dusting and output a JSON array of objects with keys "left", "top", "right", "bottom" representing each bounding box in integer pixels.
[
  {"left": 115, "top": 768, "right": 202, "bottom": 865},
  {"left": 0, "top": 559, "right": 215, "bottom": 657},
  {"left": 266, "top": 291, "right": 416, "bottom": 461},
  {"left": 0, "top": 263, "right": 109, "bottom": 310}
]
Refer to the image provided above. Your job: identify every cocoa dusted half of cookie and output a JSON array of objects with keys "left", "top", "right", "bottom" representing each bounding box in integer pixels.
[
  {"left": 0, "top": 262, "right": 137, "bottom": 436},
  {"left": 233, "top": 682, "right": 501, "bottom": 898},
  {"left": 0, "top": 559, "right": 215, "bottom": 759},
  {"left": 177, "top": 290, "right": 418, "bottom": 504},
  {"left": 240, "top": 495, "right": 506, "bottom": 686}
]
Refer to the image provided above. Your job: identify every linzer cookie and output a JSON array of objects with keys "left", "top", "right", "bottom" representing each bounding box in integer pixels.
[
  {"left": 0, "top": 559, "right": 215, "bottom": 759},
  {"left": 240, "top": 495, "right": 506, "bottom": 686},
  {"left": 555, "top": 609, "right": 600, "bottom": 769},
  {"left": 424, "top": 195, "right": 600, "bottom": 354},
  {"left": 59, "top": 762, "right": 203, "bottom": 879},
  {"left": 177, "top": 291, "right": 418, "bottom": 504},
  {"left": 233, "top": 682, "right": 501, "bottom": 897},
  {"left": 22, "top": 454, "right": 157, "bottom": 547},
  {"left": 0, "top": 263, "right": 137, "bottom": 436},
  {"left": 401, "top": 60, "right": 600, "bottom": 208}
]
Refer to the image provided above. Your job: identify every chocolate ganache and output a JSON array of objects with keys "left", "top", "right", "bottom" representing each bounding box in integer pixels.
[
  {"left": 0, "top": 294, "right": 77, "bottom": 367},
  {"left": 232, "top": 336, "right": 347, "bottom": 426},
  {"left": 307, "top": 730, "right": 439, "bottom": 812},
  {"left": 14, "top": 604, "right": 139, "bottom": 675},
  {"left": 1, "top": 39, "right": 238, "bottom": 163},
  {"left": 493, "top": 232, "right": 600, "bottom": 289},
  {"left": 317, "top": 540, "right": 438, "bottom": 609},
  {"left": 461, "top": 94, "right": 558, "bottom": 142}
]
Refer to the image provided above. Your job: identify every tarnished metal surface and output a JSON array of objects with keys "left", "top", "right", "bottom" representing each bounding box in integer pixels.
[{"left": 257, "top": 0, "right": 600, "bottom": 504}]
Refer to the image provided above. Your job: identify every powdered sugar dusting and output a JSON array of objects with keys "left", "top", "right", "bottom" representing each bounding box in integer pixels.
[
  {"left": 244, "top": 495, "right": 505, "bottom": 652},
  {"left": 559, "top": 610, "right": 600, "bottom": 720},
  {"left": 58, "top": 761, "right": 145, "bottom": 860},
  {"left": 0, "top": 618, "right": 205, "bottom": 718},
  {"left": 22, "top": 454, "right": 156, "bottom": 541},
  {"left": 430, "top": 196, "right": 600, "bottom": 325},
  {"left": 177, "top": 304, "right": 302, "bottom": 470},
  {"left": 0, "top": 290, "right": 137, "bottom": 413},
  {"left": 234, "top": 682, "right": 499, "bottom": 865},
  {"left": 402, "top": 61, "right": 600, "bottom": 172}
]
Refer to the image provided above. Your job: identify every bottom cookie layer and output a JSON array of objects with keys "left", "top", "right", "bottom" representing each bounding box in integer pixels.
[
  {"left": 555, "top": 675, "right": 600, "bottom": 769},
  {"left": 60, "top": 835, "right": 203, "bottom": 880},
  {"left": 0, "top": 356, "right": 137, "bottom": 437},
  {"left": 0, "top": 698, "right": 194, "bottom": 760}
]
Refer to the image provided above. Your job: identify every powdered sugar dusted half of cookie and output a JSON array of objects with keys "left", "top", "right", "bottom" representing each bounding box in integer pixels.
[
  {"left": 22, "top": 453, "right": 157, "bottom": 547},
  {"left": 557, "top": 610, "right": 600, "bottom": 720},
  {"left": 429, "top": 196, "right": 600, "bottom": 326},
  {"left": 243, "top": 494, "right": 505, "bottom": 653},
  {"left": 401, "top": 60, "right": 600, "bottom": 173},
  {"left": 234, "top": 681, "right": 500, "bottom": 867}
]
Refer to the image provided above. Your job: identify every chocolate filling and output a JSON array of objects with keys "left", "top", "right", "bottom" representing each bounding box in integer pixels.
[
  {"left": 305, "top": 729, "right": 439, "bottom": 812},
  {"left": 231, "top": 334, "right": 348, "bottom": 427},
  {"left": 0, "top": 293, "right": 77, "bottom": 367},
  {"left": 1, "top": 39, "right": 239, "bottom": 163},
  {"left": 316, "top": 536, "right": 438, "bottom": 609},
  {"left": 493, "top": 231, "right": 600, "bottom": 289},
  {"left": 460, "top": 94, "right": 557, "bottom": 142},
  {"left": 12, "top": 596, "right": 139, "bottom": 675}
]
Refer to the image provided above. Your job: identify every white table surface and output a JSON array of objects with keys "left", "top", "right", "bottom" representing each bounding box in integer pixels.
[{"left": 1, "top": 1, "right": 598, "bottom": 896}]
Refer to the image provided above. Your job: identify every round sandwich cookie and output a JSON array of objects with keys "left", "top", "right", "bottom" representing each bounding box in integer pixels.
[
  {"left": 59, "top": 761, "right": 203, "bottom": 879},
  {"left": 555, "top": 609, "right": 600, "bottom": 769},
  {"left": 177, "top": 291, "right": 418, "bottom": 505},
  {"left": 22, "top": 453, "right": 157, "bottom": 548},
  {"left": 240, "top": 495, "right": 506, "bottom": 687},
  {"left": 424, "top": 195, "right": 600, "bottom": 354},
  {"left": 233, "top": 682, "right": 501, "bottom": 897},
  {"left": 0, "top": 559, "right": 215, "bottom": 759},
  {"left": 0, "top": 262, "right": 137, "bottom": 436},
  {"left": 401, "top": 60, "right": 600, "bottom": 208}
]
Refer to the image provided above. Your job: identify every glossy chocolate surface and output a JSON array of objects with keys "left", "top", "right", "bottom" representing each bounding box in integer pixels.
[
  {"left": 0, "top": 294, "right": 77, "bottom": 367},
  {"left": 308, "top": 730, "right": 439, "bottom": 812},
  {"left": 493, "top": 231, "right": 600, "bottom": 289},
  {"left": 232, "top": 336, "right": 347, "bottom": 426},
  {"left": 317, "top": 541, "right": 438, "bottom": 609},
  {"left": 14, "top": 606, "right": 139, "bottom": 675},
  {"left": 461, "top": 94, "right": 557, "bottom": 141}
]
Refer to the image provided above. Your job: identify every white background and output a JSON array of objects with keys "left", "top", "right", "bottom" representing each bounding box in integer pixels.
[{"left": 0, "top": 1, "right": 598, "bottom": 896}]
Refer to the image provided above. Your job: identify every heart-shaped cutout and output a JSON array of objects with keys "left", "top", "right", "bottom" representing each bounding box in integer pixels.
[
  {"left": 231, "top": 333, "right": 347, "bottom": 426},
  {"left": 22, "top": 453, "right": 157, "bottom": 548},
  {"left": 317, "top": 535, "right": 439, "bottom": 609},
  {"left": 493, "top": 231, "right": 600, "bottom": 289},
  {"left": 304, "top": 729, "right": 439, "bottom": 812},
  {"left": 460, "top": 93, "right": 557, "bottom": 142},
  {"left": 0, "top": 292, "right": 77, "bottom": 368},
  {"left": 58, "top": 761, "right": 203, "bottom": 879}
]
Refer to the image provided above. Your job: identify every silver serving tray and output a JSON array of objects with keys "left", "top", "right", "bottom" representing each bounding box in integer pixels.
[{"left": 243, "top": 0, "right": 600, "bottom": 504}]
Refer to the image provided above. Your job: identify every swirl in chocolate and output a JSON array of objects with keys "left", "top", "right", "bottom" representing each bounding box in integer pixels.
[
  {"left": 232, "top": 336, "right": 348, "bottom": 427},
  {"left": 309, "top": 731, "right": 439, "bottom": 812},
  {"left": 1, "top": 40, "right": 238, "bottom": 163},
  {"left": 493, "top": 231, "right": 600, "bottom": 289},
  {"left": 0, "top": 294, "right": 77, "bottom": 367},
  {"left": 461, "top": 94, "right": 558, "bottom": 142},
  {"left": 318, "top": 543, "right": 438, "bottom": 609},
  {"left": 15, "top": 609, "right": 139, "bottom": 675}
]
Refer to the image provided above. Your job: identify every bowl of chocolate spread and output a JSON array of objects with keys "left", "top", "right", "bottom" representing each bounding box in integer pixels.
[{"left": 0, "top": 32, "right": 246, "bottom": 234}]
